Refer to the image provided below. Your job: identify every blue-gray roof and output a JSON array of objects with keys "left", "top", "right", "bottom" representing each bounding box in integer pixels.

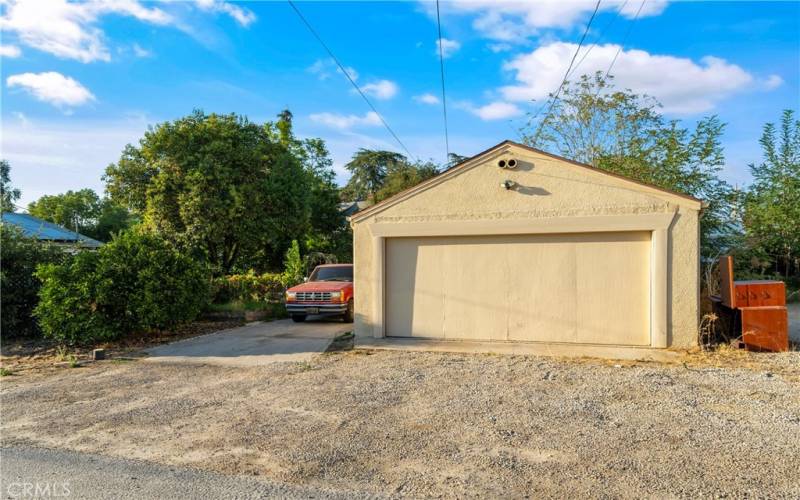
[{"left": 2, "top": 212, "right": 103, "bottom": 248}]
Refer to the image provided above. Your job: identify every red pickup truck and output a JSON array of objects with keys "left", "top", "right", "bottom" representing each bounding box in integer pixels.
[{"left": 285, "top": 264, "right": 354, "bottom": 323}]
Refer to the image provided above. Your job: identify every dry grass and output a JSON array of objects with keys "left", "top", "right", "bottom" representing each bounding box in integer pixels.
[{"left": 0, "top": 319, "right": 244, "bottom": 375}]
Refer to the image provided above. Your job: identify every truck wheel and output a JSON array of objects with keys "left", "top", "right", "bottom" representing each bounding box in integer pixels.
[
  {"left": 343, "top": 300, "right": 354, "bottom": 323},
  {"left": 291, "top": 314, "right": 307, "bottom": 323}
]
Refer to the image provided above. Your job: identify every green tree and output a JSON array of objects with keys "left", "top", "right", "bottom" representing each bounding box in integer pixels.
[
  {"left": 27, "top": 189, "right": 132, "bottom": 242},
  {"left": 375, "top": 160, "right": 439, "bottom": 202},
  {"left": 28, "top": 189, "right": 101, "bottom": 235},
  {"left": 1, "top": 226, "right": 66, "bottom": 338},
  {"left": 744, "top": 110, "right": 800, "bottom": 278},
  {"left": 447, "top": 152, "right": 469, "bottom": 169},
  {"left": 104, "top": 110, "right": 310, "bottom": 274},
  {"left": 1, "top": 160, "right": 21, "bottom": 213},
  {"left": 523, "top": 73, "right": 737, "bottom": 259},
  {"left": 342, "top": 149, "right": 406, "bottom": 200}
]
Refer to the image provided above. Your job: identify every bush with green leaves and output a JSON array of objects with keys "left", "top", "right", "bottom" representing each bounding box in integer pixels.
[
  {"left": 211, "top": 271, "right": 286, "bottom": 304},
  {"left": 35, "top": 229, "right": 210, "bottom": 345},
  {"left": 0, "top": 226, "right": 67, "bottom": 338}
]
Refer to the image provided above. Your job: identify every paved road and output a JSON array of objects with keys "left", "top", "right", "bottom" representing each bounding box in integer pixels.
[
  {"left": 143, "top": 318, "right": 352, "bottom": 367},
  {"left": 789, "top": 302, "right": 799, "bottom": 343},
  {"left": 0, "top": 446, "right": 375, "bottom": 499}
]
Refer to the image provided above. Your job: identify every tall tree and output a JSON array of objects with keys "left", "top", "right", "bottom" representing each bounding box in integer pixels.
[
  {"left": 28, "top": 189, "right": 102, "bottom": 235},
  {"left": 342, "top": 149, "right": 406, "bottom": 200},
  {"left": 105, "top": 110, "right": 310, "bottom": 274},
  {"left": 267, "top": 110, "right": 346, "bottom": 260},
  {"left": 523, "top": 72, "right": 737, "bottom": 259},
  {"left": 375, "top": 160, "right": 439, "bottom": 202},
  {"left": 1, "top": 160, "right": 21, "bottom": 213},
  {"left": 744, "top": 109, "right": 800, "bottom": 278},
  {"left": 27, "top": 189, "right": 133, "bottom": 242}
]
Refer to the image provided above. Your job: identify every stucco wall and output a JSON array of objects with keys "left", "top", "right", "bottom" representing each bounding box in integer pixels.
[{"left": 352, "top": 144, "right": 700, "bottom": 348}]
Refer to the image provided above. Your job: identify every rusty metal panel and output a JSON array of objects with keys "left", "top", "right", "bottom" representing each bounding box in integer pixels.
[
  {"left": 741, "top": 306, "right": 789, "bottom": 352},
  {"left": 720, "top": 255, "right": 735, "bottom": 308},
  {"left": 733, "top": 281, "right": 785, "bottom": 307}
]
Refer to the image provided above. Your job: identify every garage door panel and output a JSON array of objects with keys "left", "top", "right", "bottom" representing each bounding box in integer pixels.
[
  {"left": 507, "top": 239, "right": 577, "bottom": 342},
  {"left": 385, "top": 238, "right": 444, "bottom": 338},
  {"left": 385, "top": 232, "right": 651, "bottom": 345},
  {"left": 575, "top": 233, "right": 651, "bottom": 345},
  {"left": 442, "top": 238, "right": 513, "bottom": 341}
]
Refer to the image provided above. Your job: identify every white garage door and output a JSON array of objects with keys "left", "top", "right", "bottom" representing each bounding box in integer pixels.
[{"left": 385, "top": 232, "right": 651, "bottom": 346}]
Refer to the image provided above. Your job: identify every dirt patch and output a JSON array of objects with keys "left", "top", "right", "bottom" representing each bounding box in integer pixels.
[
  {"left": 0, "top": 320, "right": 244, "bottom": 375},
  {"left": 2, "top": 348, "right": 799, "bottom": 497}
]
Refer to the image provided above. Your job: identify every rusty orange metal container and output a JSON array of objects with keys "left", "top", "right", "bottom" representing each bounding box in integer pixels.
[
  {"left": 741, "top": 306, "right": 789, "bottom": 352},
  {"left": 714, "top": 255, "right": 790, "bottom": 353},
  {"left": 734, "top": 281, "right": 786, "bottom": 308}
]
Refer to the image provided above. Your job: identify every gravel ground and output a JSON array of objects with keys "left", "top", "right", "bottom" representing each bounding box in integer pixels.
[
  {"left": 1, "top": 446, "right": 371, "bottom": 499},
  {"left": 2, "top": 350, "right": 799, "bottom": 498}
]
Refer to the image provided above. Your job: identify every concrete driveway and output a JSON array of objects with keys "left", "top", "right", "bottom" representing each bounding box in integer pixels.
[{"left": 143, "top": 318, "right": 351, "bottom": 367}]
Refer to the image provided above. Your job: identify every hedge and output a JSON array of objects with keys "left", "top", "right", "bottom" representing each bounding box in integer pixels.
[
  {"left": 34, "top": 229, "right": 210, "bottom": 345},
  {"left": 1, "top": 226, "right": 67, "bottom": 338}
]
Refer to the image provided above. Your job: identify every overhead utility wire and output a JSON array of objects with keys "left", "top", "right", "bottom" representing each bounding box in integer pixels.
[
  {"left": 286, "top": 0, "right": 416, "bottom": 160},
  {"left": 529, "top": 0, "right": 602, "bottom": 144},
  {"left": 566, "top": 0, "right": 629, "bottom": 81},
  {"left": 604, "top": 0, "right": 646, "bottom": 79},
  {"left": 435, "top": 0, "right": 451, "bottom": 164}
]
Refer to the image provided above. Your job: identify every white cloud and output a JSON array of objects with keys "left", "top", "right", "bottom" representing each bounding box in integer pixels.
[
  {"left": 12, "top": 111, "right": 31, "bottom": 128},
  {"left": 458, "top": 100, "right": 522, "bottom": 121},
  {"left": 426, "top": 0, "right": 668, "bottom": 42},
  {"left": 762, "top": 74, "right": 784, "bottom": 90},
  {"left": 7, "top": 71, "right": 95, "bottom": 108},
  {"left": 0, "top": 0, "right": 172, "bottom": 62},
  {"left": 0, "top": 44, "right": 22, "bottom": 57},
  {"left": 308, "top": 58, "right": 359, "bottom": 82},
  {"left": 0, "top": 0, "right": 253, "bottom": 63},
  {"left": 435, "top": 38, "right": 461, "bottom": 58},
  {"left": 414, "top": 93, "right": 440, "bottom": 105},
  {"left": 501, "top": 42, "right": 756, "bottom": 114},
  {"left": 487, "top": 42, "right": 512, "bottom": 53},
  {"left": 195, "top": 0, "right": 256, "bottom": 27},
  {"left": 361, "top": 80, "right": 399, "bottom": 100},
  {"left": 131, "top": 43, "right": 151, "bottom": 58},
  {"left": 309, "top": 111, "right": 382, "bottom": 130}
]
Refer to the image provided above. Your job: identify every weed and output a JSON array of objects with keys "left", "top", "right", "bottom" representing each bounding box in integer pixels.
[
  {"left": 295, "top": 361, "right": 315, "bottom": 372},
  {"left": 333, "top": 331, "right": 354, "bottom": 342},
  {"left": 54, "top": 345, "right": 70, "bottom": 361},
  {"left": 0, "top": 367, "right": 13, "bottom": 377},
  {"left": 68, "top": 355, "right": 80, "bottom": 368}
]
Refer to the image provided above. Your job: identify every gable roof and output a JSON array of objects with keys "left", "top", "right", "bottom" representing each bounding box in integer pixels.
[
  {"left": 351, "top": 140, "right": 703, "bottom": 223},
  {"left": 2, "top": 212, "right": 103, "bottom": 248}
]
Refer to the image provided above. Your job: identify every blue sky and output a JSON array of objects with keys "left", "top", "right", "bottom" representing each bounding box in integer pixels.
[{"left": 1, "top": 0, "right": 798, "bottom": 207}]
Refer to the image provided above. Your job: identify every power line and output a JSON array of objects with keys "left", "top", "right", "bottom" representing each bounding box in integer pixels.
[
  {"left": 604, "top": 0, "right": 646, "bottom": 79},
  {"left": 435, "top": 0, "right": 451, "bottom": 163},
  {"left": 566, "top": 0, "right": 629, "bottom": 81},
  {"left": 286, "top": 0, "right": 416, "bottom": 160},
  {"left": 530, "top": 0, "right": 602, "bottom": 145}
]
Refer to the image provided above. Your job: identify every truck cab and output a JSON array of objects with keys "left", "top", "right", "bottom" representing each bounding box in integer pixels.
[{"left": 285, "top": 264, "right": 354, "bottom": 323}]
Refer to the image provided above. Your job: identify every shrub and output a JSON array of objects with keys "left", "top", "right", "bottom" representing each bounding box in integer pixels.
[
  {"left": 211, "top": 271, "right": 286, "bottom": 304},
  {"left": 283, "top": 239, "right": 304, "bottom": 287},
  {"left": 0, "top": 226, "right": 66, "bottom": 338},
  {"left": 35, "top": 229, "right": 210, "bottom": 345}
]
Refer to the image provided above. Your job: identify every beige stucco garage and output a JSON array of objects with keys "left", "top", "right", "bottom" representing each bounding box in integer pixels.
[{"left": 351, "top": 141, "right": 702, "bottom": 349}]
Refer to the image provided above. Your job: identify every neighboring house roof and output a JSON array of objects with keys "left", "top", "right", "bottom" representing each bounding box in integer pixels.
[
  {"left": 338, "top": 201, "right": 370, "bottom": 217},
  {"left": 2, "top": 212, "right": 103, "bottom": 248},
  {"left": 350, "top": 140, "right": 703, "bottom": 224}
]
